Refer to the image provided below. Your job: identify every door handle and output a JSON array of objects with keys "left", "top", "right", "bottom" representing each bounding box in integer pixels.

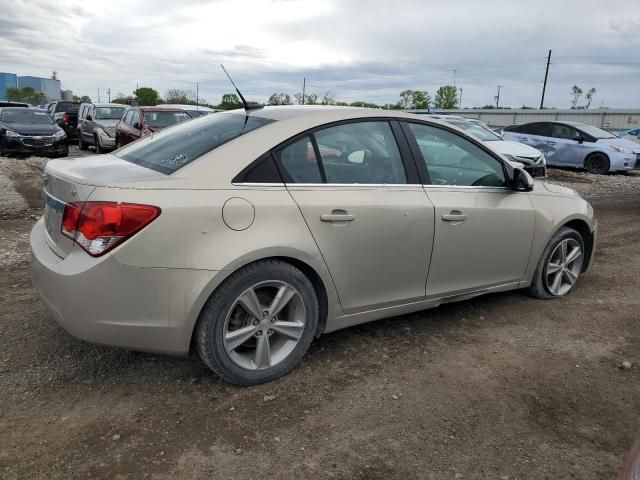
[
  {"left": 442, "top": 213, "right": 467, "bottom": 222},
  {"left": 548, "top": 141, "right": 556, "bottom": 145},
  {"left": 320, "top": 213, "right": 354, "bottom": 222}
]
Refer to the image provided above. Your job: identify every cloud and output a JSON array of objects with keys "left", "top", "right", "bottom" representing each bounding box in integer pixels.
[{"left": 0, "top": 0, "right": 638, "bottom": 108}]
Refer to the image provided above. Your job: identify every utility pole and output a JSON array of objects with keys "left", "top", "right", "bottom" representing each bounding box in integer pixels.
[
  {"left": 106, "top": 88, "right": 111, "bottom": 102},
  {"left": 302, "top": 77, "right": 306, "bottom": 105},
  {"left": 97, "top": 88, "right": 100, "bottom": 102},
  {"left": 458, "top": 87, "right": 463, "bottom": 109},
  {"left": 495, "top": 85, "right": 502, "bottom": 108},
  {"left": 453, "top": 69, "right": 457, "bottom": 87},
  {"left": 540, "top": 49, "right": 552, "bottom": 109},
  {"left": 196, "top": 82, "right": 199, "bottom": 110}
]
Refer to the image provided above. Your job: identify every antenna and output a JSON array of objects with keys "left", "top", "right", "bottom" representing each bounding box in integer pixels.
[{"left": 220, "top": 64, "right": 263, "bottom": 110}]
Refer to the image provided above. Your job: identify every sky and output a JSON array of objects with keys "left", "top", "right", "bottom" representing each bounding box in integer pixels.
[{"left": 1, "top": 0, "right": 639, "bottom": 108}]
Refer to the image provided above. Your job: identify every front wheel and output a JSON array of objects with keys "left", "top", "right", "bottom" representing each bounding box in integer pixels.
[
  {"left": 94, "top": 135, "right": 104, "bottom": 154},
  {"left": 585, "top": 153, "right": 609, "bottom": 175},
  {"left": 195, "top": 260, "right": 319, "bottom": 385},
  {"left": 528, "top": 227, "right": 585, "bottom": 299}
]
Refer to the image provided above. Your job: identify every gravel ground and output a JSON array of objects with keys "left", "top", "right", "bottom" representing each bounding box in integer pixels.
[{"left": 0, "top": 150, "right": 639, "bottom": 479}]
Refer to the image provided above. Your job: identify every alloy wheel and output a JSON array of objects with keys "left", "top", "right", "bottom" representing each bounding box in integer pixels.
[
  {"left": 223, "top": 281, "right": 306, "bottom": 370},
  {"left": 544, "top": 238, "right": 583, "bottom": 296}
]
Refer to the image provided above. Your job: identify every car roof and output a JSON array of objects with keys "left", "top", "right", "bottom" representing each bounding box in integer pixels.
[
  {"left": 222, "top": 105, "right": 432, "bottom": 122},
  {"left": 91, "top": 103, "right": 128, "bottom": 108},
  {"left": 158, "top": 104, "right": 217, "bottom": 111},
  {"left": 139, "top": 107, "right": 188, "bottom": 112}
]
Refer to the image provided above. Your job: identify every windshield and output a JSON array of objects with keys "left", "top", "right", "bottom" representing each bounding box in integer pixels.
[
  {"left": 95, "top": 107, "right": 127, "bottom": 120},
  {"left": 448, "top": 121, "right": 502, "bottom": 141},
  {"left": 115, "top": 112, "right": 275, "bottom": 174},
  {"left": 144, "top": 111, "right": 191, "bottom": 128},
  {"left": 575, "top": 124, "right": 617, "bottom": 139},
  {"left": 1, "top": 110, "right": 54, "bottom": 125}
]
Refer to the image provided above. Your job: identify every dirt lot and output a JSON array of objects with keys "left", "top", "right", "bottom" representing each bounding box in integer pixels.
[{"left": 1, "top": 148, "right": 639, "bottom": 479}]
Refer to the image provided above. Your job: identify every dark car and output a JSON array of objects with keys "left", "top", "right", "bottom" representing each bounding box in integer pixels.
[
  {"left": 0, "top": 108, "right": 68, "bottom": 157},
  {"left": 0, "top": 101, "right": 30, "bottom": 108},
  {"left": 115, "top": 107, "right": 191, "bottom": 147},
  {"left": 77, "top": 103, "right": 129, "bottom": 153},
  {"left": 48, "top": 101, "right": 81, "bottom": 141}
]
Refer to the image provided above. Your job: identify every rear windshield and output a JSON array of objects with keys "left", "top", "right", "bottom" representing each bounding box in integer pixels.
[
  {"left": 115, "top": 113, "right": 275, "bottom": 174},
  {"left": 1, "top": 110, "right": 54, "bottom": 125},
  {"left": 55, "top": 102, "right": 80, "bottom": 113}
]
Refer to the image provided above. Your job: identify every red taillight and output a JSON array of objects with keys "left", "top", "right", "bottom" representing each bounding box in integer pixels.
[
  {"left": 61, "top": 201, "right": 161, "bottom": 256},
  {"left": 62, "top": 112, "right": 70, "bottom": 125}
]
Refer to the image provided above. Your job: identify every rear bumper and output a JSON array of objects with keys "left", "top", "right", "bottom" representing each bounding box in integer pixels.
[{"left": 30, "top": 218, "right": 217, "bottom": 355}]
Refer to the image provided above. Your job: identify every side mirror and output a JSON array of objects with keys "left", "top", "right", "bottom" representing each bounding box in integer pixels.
[
  {"left": 86, "top": 114, "right": 93, "bottom": 121},
  {"left": 573, "top": 133, "right": 583, "bottom": 144},
  {"left": 133, "top": 122, "right": 141, "bottom": 130},
  {"left": 512, "top": 167, "right": 534, "bottom": 192},
  {"left": 347, "top": 150, "right": 366, "bottom": 164}
]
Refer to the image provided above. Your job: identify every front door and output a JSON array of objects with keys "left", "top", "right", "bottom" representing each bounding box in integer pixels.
[
  {"left": 547, "top": 123, "right": 586, "bottom": 167},
  {"left": 276, "top": 121, "right": 435, "bottom": 314},
  {"left": 405, "top": 122, "right": 535, "bottom": 297}
]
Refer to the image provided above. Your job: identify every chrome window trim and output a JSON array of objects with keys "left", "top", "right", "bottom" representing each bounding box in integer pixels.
[
  {"left": 423, "top": 184, "right": 510, "bottom": 190},
  {"left": 231, "top": 182, "right": 510, "bottom": 190}
]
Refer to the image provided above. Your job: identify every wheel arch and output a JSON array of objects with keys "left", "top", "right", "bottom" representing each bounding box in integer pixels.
[
  {"left": 186, "top": 253, "right": 332, "bottom": 353},
  {"left": 562, "top": 218, "right": 595, "bottom": 273},
  {"left": 583, "top": 150, "right": 610, "bottom": 170}
]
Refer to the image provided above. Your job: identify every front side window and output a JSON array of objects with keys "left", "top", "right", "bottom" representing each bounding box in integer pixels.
[
  {"left": 314, "top": 121, "right": 407, "bottom": 184},
  {"left": 131, "top": 111, "right": 140, "bottom": 128},
  {"left": 408, "top": 123, "right": 506, "bottom": 187},
  {"left": 122, "top": 110, "right": 133, "bottom": 124},
  {"left": 115, "top": 112, "right": 274, "bottom": 174},
  {"left": 552, "top": 124, "right": 578, "bottom": 140}
]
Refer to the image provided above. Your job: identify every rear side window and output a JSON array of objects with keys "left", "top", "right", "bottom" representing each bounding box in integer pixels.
[
  {"left": 115, "top": 113, "right": 274, "bottom": 174},
  {"left": 517, "top": 122, "right": 551, "bottom": 136},
  {"left": 314, "top": 122, "right": 407, "bottom": 184},
  {"left": 276, "top": 135, "right": 323, "bottom": 183}
]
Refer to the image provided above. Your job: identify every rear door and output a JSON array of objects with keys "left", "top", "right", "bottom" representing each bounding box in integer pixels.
[
  {"left": 547, "top": 123, "right": 586, "bottom": 167},
  {"left": 277, "top": 120, "right": 435, "bottom": 314},
  {"left": 404, "top": 121, "right": 535, "bottom": 297},
  {"left": 503, "top": 122, "right": 552, "bottom": 155}
]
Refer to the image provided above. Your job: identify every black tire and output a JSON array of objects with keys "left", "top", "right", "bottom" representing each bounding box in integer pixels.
[
  {"left": 56, "top": 148, "right": 69, "bottom": 158},
  {"left": 527, "top": 226, "right": 585, "bottom": 299},
  {"left": 94, "top": 135, "right": 103, "bottom": 154},
  {"left": 78, "top": 131, "right": 88, "bottom": 151},
  {"left": 195, "top": 260, "right": 319, "bottom": 385},
  {"left": 585, "top": 153, "right": 609, "bottom": 175}
]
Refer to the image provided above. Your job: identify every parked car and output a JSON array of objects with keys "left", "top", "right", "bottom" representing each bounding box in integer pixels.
[
  {"left": 502, "top": 121, "right": 640, "bottom": 174},
  {"left": 618, "top": 128, "right": 640, "bottom": 145},
  {"left": 0, "top": 107, "right": 68, "bottom": 157},
  {"left": 0, "top": 101, "right": 30, "bottom": 108},
  {"left": 442, "top": 118, "right": 546, "bottom": 177},
  {"left": 77, "top": 103, "right": 129, "bottom": 153},
  {"left": 48, "top": 100, "right": 81, "bottom": 142},
  {"left": 31, "top": 106, "right": 596, "bottom": 385},
  {"left": 115, "top": 107, "right": 191, "bottom": 147},
  {"left": 156, "top": 104, "right": 220, "bottom": 117}
]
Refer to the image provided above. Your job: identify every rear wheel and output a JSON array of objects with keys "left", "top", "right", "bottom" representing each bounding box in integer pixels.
[
  {"left": 195, "top": 260, "right": 319, "bottom": 385},
  {"left": 528, "top": 227, "right": 585, "bottom": 299},
  {"left": 78, "top": 131, "right": 88, "bottom": 150},
  {"left": 585, "top": 153, "right": 609, "bottom": 174}
]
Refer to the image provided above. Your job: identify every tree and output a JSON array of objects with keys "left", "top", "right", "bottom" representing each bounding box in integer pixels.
[
  {"left": 267, "top": 93, "right": 292, "bottom": 105},
  {"left": 412, "top": 90, "right": 431, "bottom": 109},
  {"left": 112, "top": 94, "right": 134, "bottom": 105},
  {"left": 219, "top": 93, "right": 242, "bottom": 109},
  {"left": 570, "top": 85, "right": 583, "bottom": 109},
  {"left": 305, "top": 93, "right": 319, "bottom": 105},
  {"left": 434, "top": 86, "right": 458, "bottom": 109},
  {"left": 321, "top": 91, "right": 335, "bottom": 105},
  {"left": 398, "top": 90, "right": 414, "bottom": 109},
  {"left": 585, "top": 87, "right": 597, "bottom": 109},
  {"left": 134, "top": 87, "right": 161, "bottom": 106},
  {"left": 349, "top": 101, "right": 380, "bottom": 109},
  {"left": 6, "top": 86, "right": 45, "bottom": 105}
]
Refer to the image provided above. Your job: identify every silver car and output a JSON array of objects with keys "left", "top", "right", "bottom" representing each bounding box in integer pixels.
[{"left": 31, "top": 106, "right": 597, "bottom": 385}]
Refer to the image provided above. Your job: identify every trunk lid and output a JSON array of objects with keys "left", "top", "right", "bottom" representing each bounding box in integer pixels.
[{"left": 42, "top": 154, "right": 166, "bottom": 258}]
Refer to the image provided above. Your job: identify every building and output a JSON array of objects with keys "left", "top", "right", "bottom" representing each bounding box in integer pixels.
[
  {"left": 17, "top": 76, "right": 61, "bottom": 100},
  {"left": 0, "top": 72, "right": 18, "bottom": 101}
]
